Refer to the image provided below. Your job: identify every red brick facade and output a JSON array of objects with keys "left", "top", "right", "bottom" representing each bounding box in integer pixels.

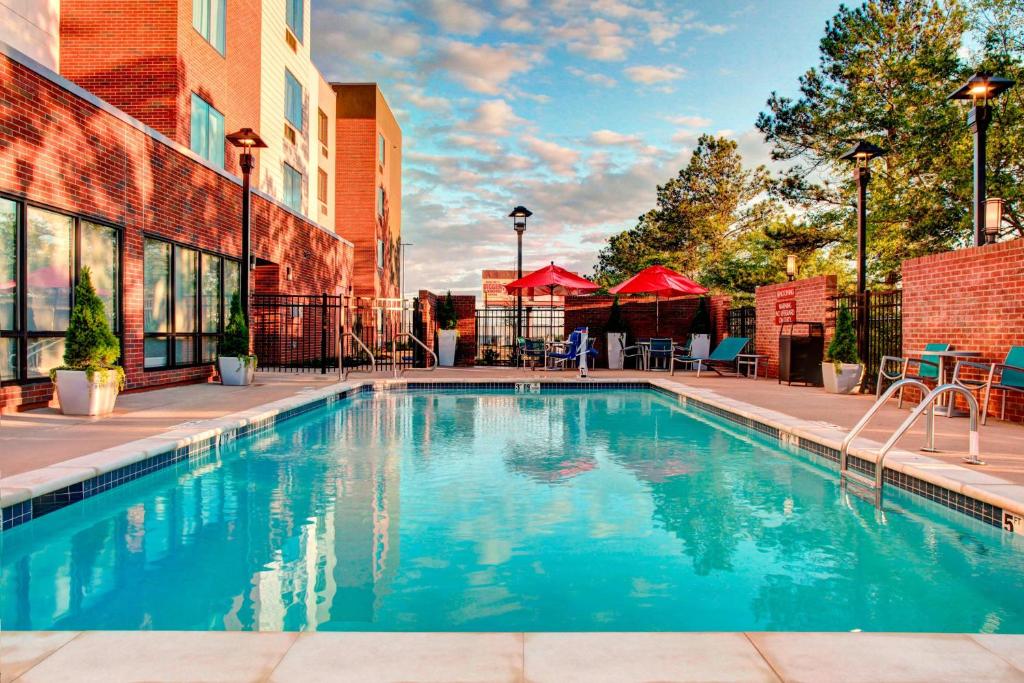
[
  {"left": 416, "top": 291, "right": 476, "bottom": 367},
  {"left": 902, "top": 240, "right": 1024, "bottom": 422},
  {"left": 754, "top": 276, "right": 838, "bottom": 379},
  {"left": 0, "top": 52, "right": 352, "bottom": 410}
]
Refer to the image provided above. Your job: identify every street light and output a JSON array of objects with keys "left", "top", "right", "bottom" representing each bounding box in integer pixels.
[
  {"left": 226, "top": 127, "right": 267, "bottom": 325},
  {"left": 985, "top": 197, "right": 1005, "bottom": 243},
  {"left": 786, "top": 254, "right": 797, "bottom": 281},
  {"left": 838, "top": 140, "right": 886, "bottom": 295},
  {"left": 509, "top": 205, "right": 532, "bottom": 338},
  {"left": 948, "top": 72, "right": 1015, "bottom": 246}
]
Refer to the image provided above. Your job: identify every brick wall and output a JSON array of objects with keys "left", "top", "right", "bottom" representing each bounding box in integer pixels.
[
  {"left": 902, "top": 239, "right": 1024, "bottom": 422},
  {"left": 0, "top": 52, "right": 352, "bottom": 411},
  {"left": 416, "top": 291, "right": 475, "bottom": 366},
  {"left": 754, "top": 276, "right": 837, "bottom": 379}
]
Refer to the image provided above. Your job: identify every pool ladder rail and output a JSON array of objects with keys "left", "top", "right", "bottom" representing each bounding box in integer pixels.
[
  {"left": 391, "top": 332, "right": 438, "bottom": 378},
  {"left": 339, "top": 332, "right": 376, "bottom": 381},
  {"left": 839, "top": 378, "right": 982, "bottom": 508}
]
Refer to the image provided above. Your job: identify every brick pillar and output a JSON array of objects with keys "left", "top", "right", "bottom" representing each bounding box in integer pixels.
[{"left": 755, "top": 276, "right": 837, "bottom": 379}]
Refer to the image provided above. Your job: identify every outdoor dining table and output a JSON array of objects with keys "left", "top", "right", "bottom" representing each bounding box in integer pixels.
[{"left": 907, "top": 349, "right": 982, "bottom": 417}]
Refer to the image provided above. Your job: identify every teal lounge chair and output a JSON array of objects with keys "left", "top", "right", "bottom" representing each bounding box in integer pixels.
[
  {"left": 953, "top": 346, "right": 1024, "bottom": 424},
  {"left": 671, "top": 337, "right": 750, "bottom": 377},
  {"left": 877, "top": 342, "right": 950, "bottom": 408}
]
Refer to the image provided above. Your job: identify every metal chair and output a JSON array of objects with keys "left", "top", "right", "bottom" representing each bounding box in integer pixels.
[
  {"left": 618, "top": 336, "right": 644, "bottom": 369},
  {"left": 517, "top": 337, "right": 546, "bottom": 370},
  {"left": 877, "top": 342, "right": 950, "bottom": 408},
  {"left": 953, "top": 346, "right": 1024, "bottom": 424},
  {"left": 647, "top": 338, "right": 674, "bottom": 370}
]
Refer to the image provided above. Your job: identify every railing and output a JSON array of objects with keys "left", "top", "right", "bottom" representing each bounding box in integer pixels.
[
  {"left": 252, "top": 293, "right": 345, "bottom": 373},
  {"left": 391, "top": 332, "right": 437, "bottom": 377},
  {"left": 829, "top": 290, "right": 902, "bottom": 393},
  {"left": 340, "top": 333, "right": 376, "bottom": 381},
  {"left": 727, "top": 306, "right": 756, "bottom": 348},
  {"left": 475, "top": 306, "right": 564, "bottom": 366}
]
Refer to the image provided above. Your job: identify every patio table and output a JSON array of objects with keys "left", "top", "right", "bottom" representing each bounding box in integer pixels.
[
  {"left": 906, "top": 349, "right": 982, "bottom": 417},
  {"left": 737, "top": 353, "right": 768, "bottom": 379}
]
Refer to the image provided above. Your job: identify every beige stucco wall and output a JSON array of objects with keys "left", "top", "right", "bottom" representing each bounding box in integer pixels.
[{"left": 1, "top": 0, "right": 60, "bottom": 70}]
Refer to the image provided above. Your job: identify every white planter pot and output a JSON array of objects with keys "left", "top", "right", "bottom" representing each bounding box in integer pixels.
[
  {"left": 607, "top": 332, "right": 626, "bottom": 369},
  {"left": 822, "top": 362, "right": 863, "bottom": 394},
  {"left": 218, "top": 356, "right": 255, "bottom": 386},
  {"left": 689, "top": 334, "right": 711, "bottom": 359},
  {"left": 54, "top": 369, "right": 119, "bottom": 416},
  {"left": 438, "top": 330, "right": 458, "bottom": 367}
]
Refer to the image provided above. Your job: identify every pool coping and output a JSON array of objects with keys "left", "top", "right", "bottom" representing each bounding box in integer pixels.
[{"left": 2, "top": 376, "right": 1023, "bottom": 535}]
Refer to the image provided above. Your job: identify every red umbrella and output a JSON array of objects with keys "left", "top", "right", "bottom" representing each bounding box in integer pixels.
[
  {"left": 505, "top": 262, "right": 599, "bottom": 339},
  {"left": 608, "top": 265, "right": 707, "bottom": 334}
]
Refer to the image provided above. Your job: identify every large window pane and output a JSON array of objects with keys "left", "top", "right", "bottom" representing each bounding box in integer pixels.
[
  {"left": 174, "top": 337, "right": 195, "bottom": 365},
  {"left": 285, "top": 70, "right": 303, "bottom": 130},
  {"left": 81, "top": 221, "right": 118, "bottom": 331},
  {"left": 0, "top": 198, "right": 15, "bottom": 330},
  {"left": 0, "top": 337, "right": 16, "bottom": 381},
  {"left": 27, "top": 337, "right": 64, "bottom": 378},
  {"left": 201, "top": 336, "right": 218, "bottom": 363},
  {"left": 144, "top": 337, "right": 168, "bottom": 369},
  {"left": 193, "top": 0, "right": 225, "bottom": 54},
  {"left": 190, "top": 95, "right": 225, "bottom": 168},
  {"left": 286, "top": 0, "right": 304, "bottom": 42},
  {"left": 223, "top": 259, "right": 240, "bottom": 315},
  {"left": 26, "top": 207, "right": 73, "bottom": 332},
  {"left": 283, "top": 164, "right": 302, "bottom": 211},
  {"left": 174, "top": 247, "right": 198, "bottom": 333},
  {"left": 144, "top": 239, "right": 170, "bottom": 333},
  {"left": 201, "top": 253, "right": 221, "bottom": 333}
]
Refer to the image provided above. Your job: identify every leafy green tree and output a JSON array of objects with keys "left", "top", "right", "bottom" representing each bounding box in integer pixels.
[
  {"left": 63, "top": 267, "right": 120, "bottom": 369},
  {"left": 219, "top": 292, "right": 251, "bottom": 358},
  {"left": 828, "top": 304, "right": 860, "bottom": 365},
  {"left": 438, "top": 291, "right": 458, "bottom": 330}
]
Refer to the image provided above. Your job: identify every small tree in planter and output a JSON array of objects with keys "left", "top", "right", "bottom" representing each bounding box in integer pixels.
[
  {"left": 605, "top": 297, "right": 630, "bottom": 369},
  {"left": 689, "top": 297, "right": 713, "bottom": 359},
  {"left": 823, "top": 304, "right": 862, "bottom": 394},
  {"left": 51, "top": 267, "right": 124, "bottom": 416},
  {"left": 437, "top": 291, "right": 459, "bottom": 367},
  {"left": 218, "top": 292, "right": 257, "bottom": 386}
]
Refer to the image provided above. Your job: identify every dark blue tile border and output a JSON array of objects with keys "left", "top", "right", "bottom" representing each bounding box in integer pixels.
[{"left": 0, "top": 380, "right": 1010, "bottom": 533}]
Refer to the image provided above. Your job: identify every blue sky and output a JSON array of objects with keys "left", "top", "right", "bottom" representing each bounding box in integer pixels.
[{"left": 311, "top": 0, "right": 843, "bottom": 295}]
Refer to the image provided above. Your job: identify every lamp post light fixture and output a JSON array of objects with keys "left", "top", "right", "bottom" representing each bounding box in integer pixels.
[
  {"left": 839, "top": 140, "right": 887, "bottom": 295},
  {"left": 509, "top": 206, "right": 532, "bottom": 338},
  {"left": 985, "top": 197, "right": 1005, "bottom": 243},
  {"left": 226, "top": 127, "right": 267, "bottom": 325},
  {"left": 948, "top": 72, "right": 1015, "bottom": 246},
  {"left": 786, "top": 254, "right": 797, "bottom": 281}
]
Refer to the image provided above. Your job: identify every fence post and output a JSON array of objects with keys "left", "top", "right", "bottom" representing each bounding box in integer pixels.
[{"left": 320, "top": 293, "right": 329, "bottom": 375}]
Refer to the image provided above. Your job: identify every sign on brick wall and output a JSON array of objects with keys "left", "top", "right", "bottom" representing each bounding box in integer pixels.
[{"left": 774, "top": 287, "right": 796, "bottom": 325}]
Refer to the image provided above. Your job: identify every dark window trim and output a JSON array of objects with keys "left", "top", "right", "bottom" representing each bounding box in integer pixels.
[
  {"left": 0, "top": 192, "right": 124, "bottom": 387},
  {"left": 192, "top": 0, "right": 227, "bottom": 57},
  {"left": 141, "top": 234, "right": 239, "bottom": 372}
]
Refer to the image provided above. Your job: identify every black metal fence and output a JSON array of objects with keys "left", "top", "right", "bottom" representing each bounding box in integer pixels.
[
  {"left": 829, "top": 290, "right": 902, "bottom": 392},
  {"left": 475, "top": 307, "right": 564, "bottom": 365},
  {"left": 727, "top": 306, "right": 756, "bottom": 342}
]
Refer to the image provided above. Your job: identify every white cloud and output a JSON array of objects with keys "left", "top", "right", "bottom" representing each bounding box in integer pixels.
[
  {"left": 551, "top": 17, "right": 633, "bottom": 61},
  {"left": 499, "top": 14, "right": 532, "bottom": 32},
  {"left": 466, "top": 99, "right": 526, "bottom": 137},
  {"left": 433, "top": 40, "right": 540, "bottom": 94},
  {"left": 566, "top": 66, "right": 617, "bottom": 88},
  {"left": 521, "top": 135, "right": 581, "bottom": 177},
  {"left": 393, "top": 83, "right": 452, "bottom": 112},
  {"left": 429, "top": 0, "right": 491, "bottom": 35},
  {"left": 684, "top": 20, "right": 733, "bottom": 35},
  {"left": 624, "top": 64, "right": 687, "bottom": 84},
  {"left": 589, "top": 129, "right": 642, "bottom": 146},
  {"left": 664, "top": 114, "right": 712, "bottom": 128}
]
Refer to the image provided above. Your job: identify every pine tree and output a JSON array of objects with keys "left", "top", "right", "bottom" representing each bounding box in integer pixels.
[
  {"left": 63, "top": 267, "right": 120, "bottom": 370},
  {"left": 827, "top": 304, "right": 859, "bottom": 365},
  {"left": 219, "top": 292, "right": 251, "bottom": 358}
]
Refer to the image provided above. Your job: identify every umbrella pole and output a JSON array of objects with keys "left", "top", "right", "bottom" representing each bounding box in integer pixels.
[{"left": 656, "top": 294, "right": 660, "bottom": 335}]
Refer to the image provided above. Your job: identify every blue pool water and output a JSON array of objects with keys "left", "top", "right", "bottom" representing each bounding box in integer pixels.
[{"left": 3, "top": 389, "right": 1024, "bottom": 632}]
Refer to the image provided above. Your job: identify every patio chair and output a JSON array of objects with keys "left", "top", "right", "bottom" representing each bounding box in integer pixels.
[
  {"left": 547, "top": 331, "right": 587, "bottom": 370},
  {"left": 618, "top": 336, "right": 644, "bottom": 370},
  {"left": 953, "top": 346, "right": 1024, "bottom": 425},
  {"left": 877, "top": 342, "right": 950, "bottom": 408},
  {"left": 647, "top": 338, "right": 674, "bottom": 370},
  {"left": 671, "top": 337, "right": 750, "bottom": 377},
  {"left": 517, "top": 337, "right": 546, "bottom": 370}
]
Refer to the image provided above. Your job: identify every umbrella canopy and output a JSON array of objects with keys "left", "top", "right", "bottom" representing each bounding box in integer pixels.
[
  {"left": 608, "top": 265, "right": 707, "bottom": 298},
  {"left": 505, "top": 262, "right": 600, "bottom": 298}
]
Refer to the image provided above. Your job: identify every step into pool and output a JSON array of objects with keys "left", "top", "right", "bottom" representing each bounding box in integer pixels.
[{"left": 3, "top": 389, "right": 1023, "bottom": 632}]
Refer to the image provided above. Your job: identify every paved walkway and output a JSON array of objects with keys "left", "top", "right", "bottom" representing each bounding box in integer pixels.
[
  {"left": 4, "top": 630, "right": 1024, "bottom": 682},
  {"left": 3, "top": 367, "right": 1023, "bottom": 483}
]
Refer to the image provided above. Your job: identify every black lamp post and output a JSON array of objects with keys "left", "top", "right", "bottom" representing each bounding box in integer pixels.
[
  {"left": 948, "top": 72, "right": 1015, "bottom": 246},
  {"left": 839, "top": 140, "right": 886, "bottom": 295},
  {"left": 509, "top": 206, "right": 532, "bottom": 338},
  {"left": 226, "top": 128, "right": 267, "bottom": 325}
]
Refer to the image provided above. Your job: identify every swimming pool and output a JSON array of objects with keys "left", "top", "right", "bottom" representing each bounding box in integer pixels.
[{"left": 3, "top": 388, "right": 1023, "bottom": 632}]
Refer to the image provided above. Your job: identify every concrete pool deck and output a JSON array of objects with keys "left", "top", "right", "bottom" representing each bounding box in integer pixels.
[{"left": 4, "top": 630, "right": 1024, "bottom": 682}]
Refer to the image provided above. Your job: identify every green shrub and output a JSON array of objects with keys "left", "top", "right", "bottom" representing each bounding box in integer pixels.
[
  {"left": 219, "top": 292, "right": 253, "bottom": 360},
  {"left": 438, "top": 291, "right": 458, "bottom": 331},
  {"left": 690, "top": 297, "right": 712, "bottom": 336},
  {"left": 606, "top": 296, "right": 629, "bottom": 334},
  {"left": 827, "top": 304, "right": 859, "bottom": 366},
  {"left": 51, "top": 267, "right": 124, "bottom": 387}
]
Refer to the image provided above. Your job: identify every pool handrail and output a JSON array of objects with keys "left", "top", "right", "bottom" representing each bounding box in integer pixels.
[
  {"left": 341, "top": 332, "right": 376, "bottom": 381},
  {"left": 392, "top": 332, "right": 438, "bottom": 378}
]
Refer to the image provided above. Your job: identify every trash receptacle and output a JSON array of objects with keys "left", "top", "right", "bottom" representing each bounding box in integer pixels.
[{"left": 779, "top": 321, "right": 824, "bottom": 386}]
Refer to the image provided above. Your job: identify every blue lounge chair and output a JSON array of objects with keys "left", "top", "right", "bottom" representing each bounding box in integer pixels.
[
  {"left": 953, "top": 345, "right": 1024, "bottom": 425},
  {"left": 671, "top": 337, "right": 750, "bottom": 377}
]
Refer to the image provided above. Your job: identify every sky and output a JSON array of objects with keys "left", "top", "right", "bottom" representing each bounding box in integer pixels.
[{"left": 311, "top": 0, "right": 844, "bottom": 296}]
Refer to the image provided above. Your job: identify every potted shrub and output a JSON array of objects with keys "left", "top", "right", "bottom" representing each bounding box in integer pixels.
[
  {"left": 688, "top": 297, "right": 712, "bottom": 360},
  {"left": 822, "top": 303, "right": 862, "bottom": 394},
  {"left": 218, "top": 292, "right": 257, "bottom": 386},
  {"left": 606, "top": 296, "right": 629, "bottom": 370},
  {"left": 437, "top": 291, "right": 458, "bottom": 367},
  {"left": 51, "top": 267, "right": 124, "bottom": 416}
]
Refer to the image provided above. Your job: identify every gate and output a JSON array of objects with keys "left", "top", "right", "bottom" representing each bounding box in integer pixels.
[
  {"left": 829, "top": 290, "right": 902, "bottom": 393},
  {"left": 727, "top": 306, "right": 756, "bottom": 341},
  {"left": 475, "top": 307, "right": 564, "bottom": 365},
  {"left": 251, "top": 294, "right": 344, "bottom": 373}
]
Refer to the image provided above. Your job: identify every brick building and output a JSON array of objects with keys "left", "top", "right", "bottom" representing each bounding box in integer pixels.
[{"left": 0, "top": 0, "right": 400, "bottom": 410}]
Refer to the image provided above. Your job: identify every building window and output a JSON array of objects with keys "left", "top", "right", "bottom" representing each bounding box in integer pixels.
[
  {"left": 283, "top": 163, "right": 302, "bottom": 211},
  {"left": 143, "top": 237, "right": 238, "bottom": 370},
  {"left": 377, "top": 238, "right": 384, "bottom": 269},
  {"left": 285, "top": 70, "right": 303, "bottom": 131},
  {"left": 286, "top": 0, "right": 304, "bottom": 43},
  {"left": 317, "top": 168, "right": 328, "bottom": 204},
  {"left": 190, "top": 94, "right": 225, "bottom": 168},
  {"left": 193, "top": 0, "right": 226, "bottom": 54},
  {"left": 378, "top": 133, "right": 385, "bottom": 166},
  {"left": 318, "top": 109, "right": 328, "bottom": 146},
  {"left": 1, "top": 198, "right": 121, "bottom": 384},
  {"left": 376, "top": 186, "right": 385, "bottom": 218}
]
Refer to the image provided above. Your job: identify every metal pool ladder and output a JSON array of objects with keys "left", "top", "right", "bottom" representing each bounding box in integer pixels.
[
  {"left": 840, "top": 379, "right": 982, "bottom": 507},
  {"left": 391, "top": 332, "right": 438, "bottom": 378},
  {"left": 340, "top": 332, "right": 376, "bottom": 381}
]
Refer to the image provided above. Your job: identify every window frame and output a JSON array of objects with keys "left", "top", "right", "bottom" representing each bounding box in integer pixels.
[
  {"left": 285, "top": 0, "right": 304, "bottom": 44},
  {"left": 317, "top": 168, "right": 328, "bottom": 204},
  {"left": 376, "top": 186, "right": 385, "bottom": 219},
  {"left": 189, "top": 93, "right": 226, "bottom": 168},
  {"left": 284, "top": 69, "right": 303, "bottom": 132},
  {"left": 318, "top": 109, "right": 329, "bottom": 146},
  {"left": 378, "top": 133, "right": 386, "bottom": 167},
  {"left": 142, "top": 235, "right": 241, "bottom": 372},
  {"left": 192, "top": 0, "right": 226, "bottom": 55},
  {"left": 283, "top": 163, "right": 303, "bottom": 212},
  {"left": 0, "top": 192, "right": 123, "bottom": 386}
]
